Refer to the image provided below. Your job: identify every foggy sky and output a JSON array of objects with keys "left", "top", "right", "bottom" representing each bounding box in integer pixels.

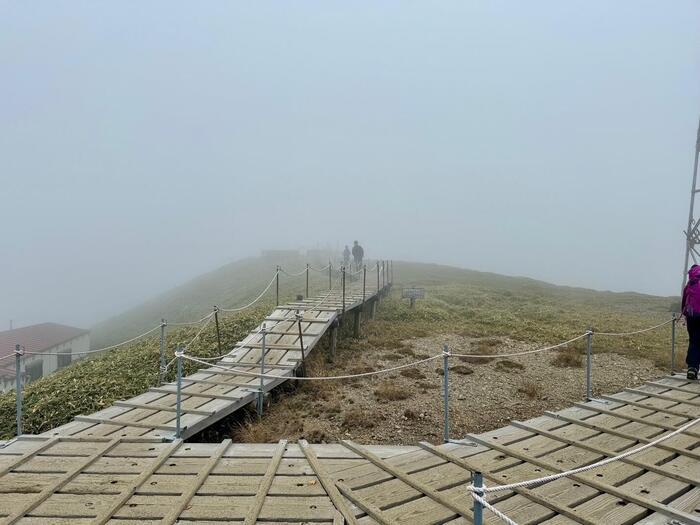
[{"left": 2, "top": 1, "right": 699, "bottom": 329}]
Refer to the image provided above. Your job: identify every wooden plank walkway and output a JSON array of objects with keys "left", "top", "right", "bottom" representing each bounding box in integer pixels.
[
  {"left": 1, "top": 374, "right": 697, "bottom": 524},
  {"left": 42, "top": 276, "right": 390, "bottom": 441}
]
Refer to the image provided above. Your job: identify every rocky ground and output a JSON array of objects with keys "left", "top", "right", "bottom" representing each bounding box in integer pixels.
[{"left": 230, "top": 332, "right": 666, "bottom": 444}]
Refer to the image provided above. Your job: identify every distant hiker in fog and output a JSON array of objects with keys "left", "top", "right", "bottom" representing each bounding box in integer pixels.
[
  {"left": 352, "top": 240, "right": 364, "bottom": 270},
  {"left": 343, "top": 245, "right": 351, "bottom": 268},
  {"left": 682, "top": 264, "right": 700, "bottom": 380}
]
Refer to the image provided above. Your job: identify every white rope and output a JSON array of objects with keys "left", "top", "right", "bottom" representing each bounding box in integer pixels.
[
  {"left": 467, "top": 416, "right": 700, "bottom": 493},
  {"left": 594, "top": 319, "right": 673, "bottom": 336},
  {"left": 23, "top": 324, "right": 162, "bottom": 356},
  {"left": 219, "top": 271, "right": 279, "bottom": 312},
  {"left": 181, "top": 314, "right": 214, "bottom": 350},
  {"left": 309, "top": 264, "right": 331, "bottom": 272},
  {"left": 280, "top": 267, "right": 308, "bottom": 277},
  {"left": 470, "top": 491, "right": 519, "bottom": 525},
  {"left": 449, "top": 333, "right": 589, "bottom": 359},
  {"left": 168, "top": 312, "right": 216, "bottom": 326},
  {"left": 183, "top": 353, "right": 443, "bottom": 381}
]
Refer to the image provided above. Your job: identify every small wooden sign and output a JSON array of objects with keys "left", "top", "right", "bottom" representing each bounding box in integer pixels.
[{"left": 402, "top": 287, "right": 424, "bottom": 308}]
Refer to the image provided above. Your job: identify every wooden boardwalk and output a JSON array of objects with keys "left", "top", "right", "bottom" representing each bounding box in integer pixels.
[
  {"left": 1, "top": 374, "right": 698, "bottom": 524},
  {"left": 43, "top": 276, "right": 390, "bottom": 441}
]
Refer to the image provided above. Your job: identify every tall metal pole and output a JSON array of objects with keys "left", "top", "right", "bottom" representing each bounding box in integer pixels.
[
  {"left": 342, "top": 266, "right": 346, "bottom": 314},
  {"left": 682, "top": 118, "right": 700, "bottom": 292},
  {"left": 671, "top": 314, "right": 677, "bottom": 374},
  {"left": 382, "top": 260, "right": 386, "bottom": 288},
  {"left": 328, "top": 261, "right": 332, "bottom": 290},
  {"left": 443, "top": 344, "right": 450, "bottom": 443},
  {"left": 473, "top": 472, "right": 484, "bottom": 525},
  {"left": 362, "top": 265, "right": 367, "bottom": 304},
  {"left": 585, "top": 329, "right": 593, "bottom": 401},
  {"left": 159, "top": 319, "right": 167, "bottom": 385},
  {"left": 305, "top": 263, "right": 309, "bottom": 298},
  {"left": 175, "top": 345, "right": 183, "bottom": 439},
  {"left": 275, "top": 266, "right": 280, "bottom": 306},
  {"left": 214, "top": 306, "right": 222, "bottom": 356},
  {"left": 376, "top": 261, "right": 380, "bottom": 291},
  {"left": 15, "top": 344, "right": 23, "bottom": 437},
  {"left": 296, "top": 311, "right": 306, "bottom": 376},
  {"left": 258, "top": 324, "right": 267, "bottom": 417}
]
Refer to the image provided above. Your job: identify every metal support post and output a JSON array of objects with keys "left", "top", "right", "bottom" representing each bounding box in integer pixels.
[
  {"left": 342, "top": 266, "right": 346, "bottom": 314},
  {"left": 159, "top": 319, "right": 167, "bottom": 385},
  {"left": 382, "top": 260, "right": 386, "bottom": 288},
  {"left": 214, "top": 306, "right": 222, "bottom": 356},
  {"left": 586, "top": 329, "right": 593, "bottom": 401},
  {"left": 296, "top": 312, "right": 306, "bottom": 376},
  {"left": 275, "top": 266, "right": 280, "bottom": 306},
  {"left": 328, "top": 319, "right": 338, "bottom": 362},
  {"left": 443, "top": 344, "right": 450, "bottom": 443},
  {"left": 473, "top": 472, "right": 484, "bottom": 525},
  {"left": 370, "top": 299, "right": 377, "bottom": 319},
  {"left": 258, "top": 324, "right": 267, "bottom": 417},
  {"left": 328, "top": 261, "right": 332, "bottom": 290},
  {"left": 671, "top": 314, "right": 677, "bottom": 373},
  {"left": 353, "top": 309, "right": 361, "bottom": 338},
  {"left": 15, "top": 344, "right": 24, "bottom": 437},
  {"left": 305, "top": 263, "right": 309, "bottom": 298},
  {"left": 175, "top": 345, "right": 184, "bottom": 439},
  {"left": 362, "top": 265, "right": 367, "bottom": 304},
  {"left": 376, "top": 261, "right": 380, "bottom": 291}
]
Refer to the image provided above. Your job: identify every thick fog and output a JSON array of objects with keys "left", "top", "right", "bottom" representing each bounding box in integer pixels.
[{"left": 1, "top": 1, "right": 699, "bottom": 329}]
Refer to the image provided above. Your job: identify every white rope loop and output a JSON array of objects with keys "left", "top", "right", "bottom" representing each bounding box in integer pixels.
[
  {"left": 219, "top": 271, "right": 279, "bottom": 313},
  {"left": 594, "top": 318, "right": 673, "bottom": 337},
  {"left": 449, "top": 333, "right": 589, "bottom": 359},
  {"left": 470, "top": 491, "right": 519, "bottom": 525}
]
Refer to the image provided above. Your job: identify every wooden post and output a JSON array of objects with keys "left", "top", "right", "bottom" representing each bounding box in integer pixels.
[{"left": 328, "top": 319, "right": 338, "bottom": 363}]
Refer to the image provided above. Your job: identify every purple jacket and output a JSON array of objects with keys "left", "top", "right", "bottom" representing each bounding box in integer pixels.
[{"left": 682, "top": 265, "right": 700, "bottom": 316}]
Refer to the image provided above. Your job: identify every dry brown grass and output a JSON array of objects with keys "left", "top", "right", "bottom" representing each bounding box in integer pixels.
[
  {"left": 551, "top": 349, "right": 583, "bottom": 368},
  {"left": 450, "top": 364, "right": 474, "bottom": 375},
  {"left": 400, "top": 368, "right": 426, "bottom": 379},
  {"left": 342, "top": 409, "right": 375, "bottom": 428},
  {"left": 374, "top": 382, "right": 411, "bottom": 401},
  {"left": 495, "top": 359, "right": 525, "bottom": 372},
  {"left": 518, "top": 379, "right": 543, "bottom": 399}
]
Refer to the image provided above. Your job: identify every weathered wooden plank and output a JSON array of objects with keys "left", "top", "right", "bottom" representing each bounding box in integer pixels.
[
  {"left": 299, "top": 440, "right": 359, "bottom": 525},
  {"left": 73, "top": 416, "right": 176, "bottom": 433},
  {"left": 336, "top": 481, "right": 399, "bottom": 525},
  {"left": 113, "top": 401, "right": 214, "bottom": 417},
  {"left": 242, "top": 440, "right": 287, "bottom": 525}
]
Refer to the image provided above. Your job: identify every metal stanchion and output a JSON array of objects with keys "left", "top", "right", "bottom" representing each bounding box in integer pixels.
[
  {"left": 376, "top": 261, "right": 380, "bottom": 291},
  {"left": 159, "top": 319, "right": 167, "bottom": 385},
  {"left": 15, "top": 344, "right": 24, "bottom": 437},
  {"left": 296, "top": 312, "right": 306, "bottom": 376},
  {"left": 586, "top": 329, "right": 593, "bottom": 401},
  {"left": 305, "top": 264, "right": 310, "bottom": 298},
  {"left": 214, "top": 306, "right": 222, "bottom": 356},
  {"left": 275, "top": 266, "right": 280, "bottom": 306},
  {"left": 362, "top": 265, "right": 367, "bottom": 304},
  {"left": 328, "top": 261, "right": 332, "bottom": 290},
  {"left": 342, "top": 266, "right": 346, "bottom": 314},
  {"left": 175, "top": 345, "right": 184, "bottom": 439},
  {"left": 671, "top": 314, "right": 677, "bottom": 374},
  {"left": 473, "top": 472, "right": 484, "bottom": 525},
  {"left": 443, "top": 344, "right": 450, "bottom": 443},
  {"left": 257, "top": 324, "right": 267, "bottom": 417}
]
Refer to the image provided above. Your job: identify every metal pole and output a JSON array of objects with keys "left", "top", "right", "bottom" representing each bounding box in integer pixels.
[
  {"left": 362, "top": 265, "right": 367, "bottom": 304},
  {"left": 258, "top": 323, "right": 267, "bottom": 417},
  {"left": 15, "top": 344, "right": 23, "bottom": 436},
  {"left": 175, "top": 345, "right": 183, "bottom": 439},
  {"left": 328, "top": 261, "right": 332, "bottom": 290},
  {"left": 443, "top": 344, "right": 450, "bottom": 443},
  {"left": 342, "top": 266, "right": 346, "bottom": 314},
  {"left": 377, "top": 261, "right": 380, "bottom": 291},
  {"left": 681, "top": 118, "right": 700, "bottom": 293},
  {"left": 305, "top": 263, "right": 309, "bottom": 298},
  {"left": 671, "top": 314, "right": 677, "bottom": 374},
  {"left": 296, "top": 312, "right": 306, "bottom": 375},
  {"left": 276, "top": 266, "right": 280, "bottom": 306},
  {"left": 159, "top": 319, "right": 167, "bottom": 385},
  {"left": 473, "top": 472, "right": 484, "bottom": 525},
  {"left": 214, "top": 306, "right": 222, "bottom": 356},
  {"left": 382, "top": 260, "right": 386, "bottom": 288},
  {"left": 586, "top": 329, "right": 593, "bottom": 401}
]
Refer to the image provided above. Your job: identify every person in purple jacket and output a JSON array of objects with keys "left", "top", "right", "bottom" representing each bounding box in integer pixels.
[{"left": 681, "top": 264, "right": 700, "bottom": 380}]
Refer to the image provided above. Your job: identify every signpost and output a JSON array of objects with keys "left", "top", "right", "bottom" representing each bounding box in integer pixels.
[{"left": 402, "top": 287, "right": 425, "bottom": 308}]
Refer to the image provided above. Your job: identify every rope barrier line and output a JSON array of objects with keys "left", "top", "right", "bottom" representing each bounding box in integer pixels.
[
  {"left": 466, "top": 416, "right": 700, "bottom": 494},
  {"left": 470, "top": 491, "right": 519, "bottom": 525},
  {"left": 449, "top": 333, "right": 590, "bottom": 359},
  {"left": 168, "top": 311, "right": 216, "bottom": 327},
  {"left": 22, "top": 324, "right": 162, "bottom": 357},
  {"left": 309, "top": 264, "right": 331, "bottom": 272},
  {"left": 219, "top": 271, "right": 279, "bottom": 313},
  {"left": 183, "top": 353, "right": 443, "bottom": 381},
  {"left": 594, "top": 319, "right": 674, "bottom": 337},
  {"left": 279, "top": 267, "right": 308, "bottom": 277}
]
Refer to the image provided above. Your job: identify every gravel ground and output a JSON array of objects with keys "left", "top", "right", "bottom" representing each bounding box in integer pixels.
[{"left": 234, "top": 333, "right": 666, "bottom": 444}]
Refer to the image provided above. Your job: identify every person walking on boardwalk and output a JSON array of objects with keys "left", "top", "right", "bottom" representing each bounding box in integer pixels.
[
  {"left": 352, "top": 240, "right": 364, "bottom": 270},
  {"left": 342, "top": 245, "right": 351, "bottom": 268},
  {"left": 681, "top": 264, "right": 700, "bottom": 380}
]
